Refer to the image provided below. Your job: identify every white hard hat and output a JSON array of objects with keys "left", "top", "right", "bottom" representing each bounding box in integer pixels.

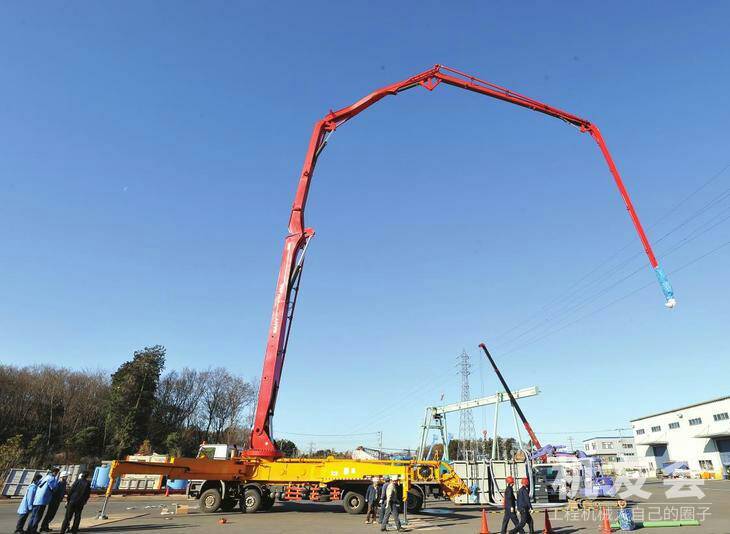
[{"left": 59, "top": 471, "right": 69, "bottom": 478}]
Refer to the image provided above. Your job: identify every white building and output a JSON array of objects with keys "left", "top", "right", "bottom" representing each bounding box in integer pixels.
[
  {"left": 631, "top": 396, "right": 730, "bottom": 478},
  {"left": 582, "top": 436, "right": 637, "bottom": 463}
]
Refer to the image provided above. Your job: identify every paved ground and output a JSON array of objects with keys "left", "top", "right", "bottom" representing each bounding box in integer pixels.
[{"left": 2, "top": 480, "right": 729, "bottom": 533}]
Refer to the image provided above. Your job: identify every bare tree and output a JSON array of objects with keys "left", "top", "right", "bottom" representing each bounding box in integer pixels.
[
  {"left": 199, "top": 369, "right": 255, "bottom": 443},
  {"left": 0, "top": 361, "right": 257, "bottom": 466}
]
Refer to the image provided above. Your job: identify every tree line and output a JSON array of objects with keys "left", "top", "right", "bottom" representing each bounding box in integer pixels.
[{"left": 0, "top": 345, "right": 257, "bottom": 475}]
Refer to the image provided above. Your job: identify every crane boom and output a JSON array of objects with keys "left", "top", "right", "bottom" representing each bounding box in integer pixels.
[
  {"left": 479, "top": 343, "right": 542, "bottom": 451},
  {"left": 248, "top": 65, "right": 675, "bottom": 458}
]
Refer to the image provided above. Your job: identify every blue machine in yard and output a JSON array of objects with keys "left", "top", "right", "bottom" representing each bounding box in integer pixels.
[{"left": 531, "top": 445, "right": 616, "bottom": 502}]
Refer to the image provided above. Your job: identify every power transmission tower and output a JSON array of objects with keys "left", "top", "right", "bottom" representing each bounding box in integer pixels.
[{"left": 457, "top": 350, "right": 478, "bottom": 461}]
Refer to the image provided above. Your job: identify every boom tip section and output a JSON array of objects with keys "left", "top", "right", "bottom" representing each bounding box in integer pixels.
[{"left": 654, "top": 266, "right": 677, "bottom": 309}]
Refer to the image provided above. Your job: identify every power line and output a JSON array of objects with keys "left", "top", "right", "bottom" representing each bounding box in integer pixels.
[
  {"left": 539, "top": 427, "right": 631, "bottom": 436},
  {"left": 346, "top": 209, "right": 730, "bottom": 434},
  {"left": 491, "top": 161, "right": 730, "bottom": 345},
  {"left": 343, "top": 165, "right": 730, "bottom": 438},
  {"left": 497, "top": 189, "right": 730, "bottom": 351},
  {"left": 345, "top": 229, "right": 730, "bottom": 443},
  {"left": 278, "top": 430, "right": 381, "bottom": 437},
  {"left": 345, "top": 371, "right": 460, "bottom": 435},
  {"left": 500, "top": 237, "right": 730, "bottom": 357}
]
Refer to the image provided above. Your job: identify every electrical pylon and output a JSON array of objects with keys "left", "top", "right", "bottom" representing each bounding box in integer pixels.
[{"left": 457, "top": 349, "right": 478, "bottom": 461}]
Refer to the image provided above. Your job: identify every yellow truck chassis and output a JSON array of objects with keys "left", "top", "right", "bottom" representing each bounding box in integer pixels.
[{"left": 101, "top": 456, "right": 467, "bottom": 517}]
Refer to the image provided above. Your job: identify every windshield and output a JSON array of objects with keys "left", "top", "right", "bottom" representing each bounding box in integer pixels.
[{"left": 536, "top": 466, "right": 561, "bottom": 481}]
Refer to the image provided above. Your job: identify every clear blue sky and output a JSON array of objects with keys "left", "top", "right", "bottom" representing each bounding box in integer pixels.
[{"left": 2, "top": 3, "right": 730, "bottom": 453}]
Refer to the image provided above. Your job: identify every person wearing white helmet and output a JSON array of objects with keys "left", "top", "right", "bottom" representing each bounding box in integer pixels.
[
  {"left": 378, "top": 476, "right": 390, "bottom": 524},
  {"left": 40, "top": 470, "right": 69, "bottom": 532}
]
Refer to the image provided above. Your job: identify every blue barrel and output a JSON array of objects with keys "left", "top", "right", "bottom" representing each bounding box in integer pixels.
[
  {"left": 91, "top": 465, "right": 111, "bottom": 490},
  {"left": 618, "top": 508, "right": 635, "bottom": 531},
  {"left": 166, "top": 479, "right": 187, "bottom": 491}
]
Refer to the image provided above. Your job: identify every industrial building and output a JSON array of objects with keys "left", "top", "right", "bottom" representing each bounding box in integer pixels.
[
  {"left": 631, "top": 396, "right": 730, "bottom": 478},
  {"left": 582, "top": 436, "right": 637, "bottom": 462}
]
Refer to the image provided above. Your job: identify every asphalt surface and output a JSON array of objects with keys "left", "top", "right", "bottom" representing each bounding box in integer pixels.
[{"left": 2, "top": 480, "right": 729, "bottom": 533}]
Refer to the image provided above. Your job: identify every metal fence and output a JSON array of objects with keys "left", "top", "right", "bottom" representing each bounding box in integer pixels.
[{"left": 1, "top": 464, "right": 85, "bottom": 498}]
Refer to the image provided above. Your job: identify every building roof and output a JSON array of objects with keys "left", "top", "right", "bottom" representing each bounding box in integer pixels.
[
  {"left": 582, "top": 436, "right": 628, "bottom": 442},
  {"left": 630, "top": 396, "right": 730, "bottom": 423}
]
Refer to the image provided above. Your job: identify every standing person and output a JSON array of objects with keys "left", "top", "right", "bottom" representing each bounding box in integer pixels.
[
  {"left": 380, "top": 476, "right": 405, "bottom": 532},
  {"left": 378, "top": 476, "right": 390, "bottom": 524},
  {"left": 40, "top": 471, "right": 69, "bottom": 532},
  {"left": 28, "top": 468, "right": 60, "bottom": 533},
  {"left": 15, "top": 474, "right": 42, "bottom": 533},
  {"left": 365, "top": 477, "right": 381, "bottom": 524},
  {"left": 60, "top": 472, "right": 91, "bottom": 534},
  {"left": 509, "top": 478, "right": 534, "bottom": 534},
  {"left": 500, "top": 476, "right": 519, "bottom": 534}
]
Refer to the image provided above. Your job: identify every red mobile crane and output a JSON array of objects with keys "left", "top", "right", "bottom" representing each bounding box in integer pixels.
[{"left": 250, "top": 64, "right": 676, "bottom": 459}]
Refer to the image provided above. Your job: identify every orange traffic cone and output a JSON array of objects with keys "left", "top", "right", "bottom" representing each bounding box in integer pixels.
[
  {"left": 479, "top": 508, "right": 490, "bottom": 534},
  {"left": 600, "top": 507, "right": 612, "bottom": 533},
  {"left": 543, "top": 509, "right": 554, "bottom": 534}
]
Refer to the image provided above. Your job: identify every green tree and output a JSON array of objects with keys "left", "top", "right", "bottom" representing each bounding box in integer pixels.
[
  {"left": 22, "top": 434, "right": 50, "bottom": 468},
  {"left": 64, "top": 427, "right": 100, "bottom": 460},
  {"left": 136, "top": 439, "right": 153, "bottom": 455},
  {"left": 503, "top": 437, "right": 517, "bottom": 459},
  {"left": 447, "top": 439, "right": 460, "bottom": 460},
  {"left": 106, "top": 346, "right": 166, "bottom": 458},
  {"left": 0, "top": 435, "right": 24, "bottom": 480}
]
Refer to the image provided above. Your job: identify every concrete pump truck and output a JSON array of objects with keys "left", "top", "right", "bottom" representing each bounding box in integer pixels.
[{"left": 101, "top": 64, "right": 674, "bottom": 518}]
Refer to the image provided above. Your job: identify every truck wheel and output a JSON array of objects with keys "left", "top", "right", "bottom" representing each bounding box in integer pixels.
[
  {"left": 220, "top": 498, "right": 237, "bottom": 512},
  {"left": 406, "top": 490, "right": 424, "bottom": 513},
  {"left": 242, "top": 488, "right": 263, "bottom": 513},
  {"left": 199, "top": 488, "right": 222, "bottom": 513},
  {"left": 342, "top": 491, "right": 366, "bottom": 514}
]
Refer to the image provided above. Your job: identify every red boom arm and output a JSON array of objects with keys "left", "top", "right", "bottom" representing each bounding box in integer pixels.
[{"left": 247, "top": 65, "right": 672, "bottom": 457}]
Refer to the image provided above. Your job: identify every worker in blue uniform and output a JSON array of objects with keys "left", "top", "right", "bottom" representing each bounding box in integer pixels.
[
  {"left": 365, "top": 477, "right": 381, "bottom": 524},
  {"left": 509, "top": 477, "right": 534, "bottom": 534},
  {"left": 28, "top": 468, "right": 60, "bottom": 533},
  {"left": 500, "top": 476, "right": 520, "bottom": 534},
  {"left": 15, "top": 474, "right": 42, "bottom": 534}
]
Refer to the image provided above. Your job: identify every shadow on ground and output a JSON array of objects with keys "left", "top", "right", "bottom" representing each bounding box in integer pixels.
[{"left": 91, "top": 524, "right": 190, "bottom": 532}]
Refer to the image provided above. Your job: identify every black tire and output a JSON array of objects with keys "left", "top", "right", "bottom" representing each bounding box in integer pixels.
[
  {"left": 220, "top": 498, "right": 237, "bottom": 512},
  {"left": 199, "top": 488, "right": 222, "bottom": 513},
  {"left": 242, "top": 487, "right": 263, "bottom": 513},
  {"left": 406, "top": 489, "right": 424, "bottom": 513},
  {"left": 342, "top": 490, "right": 367, "bottom": 514},
  {"left": 260, "top": 495, "right": 275, "bottom": 511}
]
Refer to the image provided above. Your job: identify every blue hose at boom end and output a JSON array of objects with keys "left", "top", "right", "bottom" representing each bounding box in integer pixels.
[{"left": 655, "top": 266, "right": 677, "bottom": 308}]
